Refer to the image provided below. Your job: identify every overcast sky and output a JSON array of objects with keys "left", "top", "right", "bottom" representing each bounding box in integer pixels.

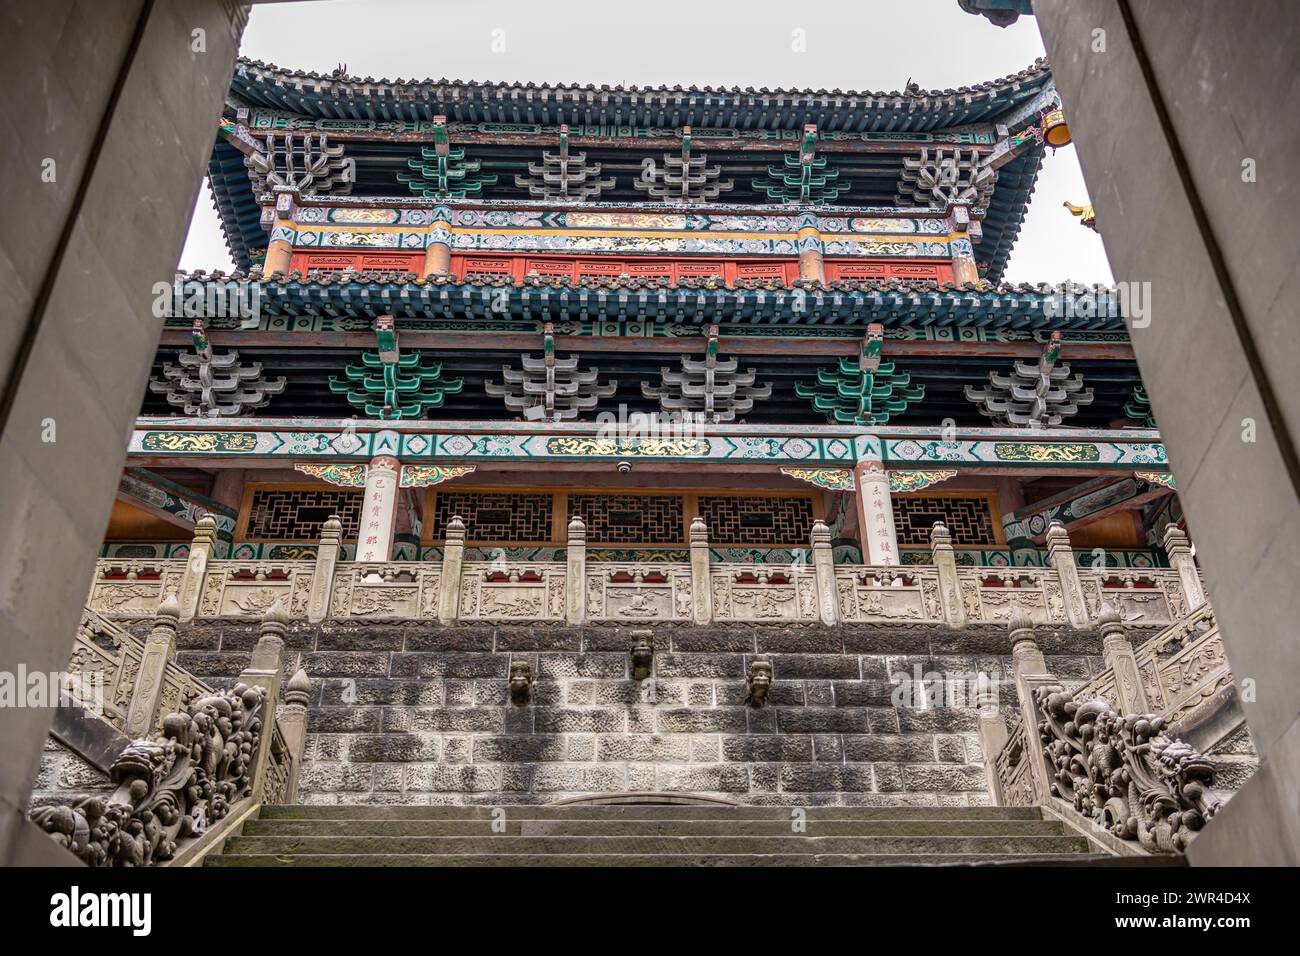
[{"left": 179, "top": 0, "right": 1113, "bottom": 285}]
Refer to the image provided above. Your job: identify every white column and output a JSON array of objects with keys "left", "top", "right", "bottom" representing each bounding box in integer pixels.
[
  {"left": 357, "top": 456, "right": 399, "bottom": 562},
  {"left": 854, "top": 459, "right": 899, "bottom": 565}
]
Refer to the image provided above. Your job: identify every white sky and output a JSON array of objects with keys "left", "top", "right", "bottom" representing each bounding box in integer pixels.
[{"left": 180, "top": 0, "right": 1113, "bottom": 285}]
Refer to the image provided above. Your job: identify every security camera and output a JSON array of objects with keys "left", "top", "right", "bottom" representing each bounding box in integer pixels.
[{"left": 616, "top": 460, "right": 632, "bottom": 474}]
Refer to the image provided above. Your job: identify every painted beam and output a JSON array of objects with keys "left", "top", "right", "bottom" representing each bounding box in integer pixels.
[
  {"left": 1002, "top": 474, "right": 1173, "bottom": 546},
  {"left": 117, "top": 468, "right": 238, "bottom": 541},
  {"left": 125, "top": 419, "right": 1169, "bottom": 473}
]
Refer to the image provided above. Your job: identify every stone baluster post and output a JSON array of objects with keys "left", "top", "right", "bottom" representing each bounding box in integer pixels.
[
  {"left": 566, "top": 515, "right": 587, "bottom": 626},
  {"left": 929, "top": 522, "right": 968, "bottom": 629},
  {"left": 1045, "top": 519, "right": 1091, "bottom": 628},
  {"left": 975, "top": 670, "right": 1008, "bottom": 804},
  {"left": 278, "top": 662, "right": 312, "bottom": 804},
  {"left": 177, "top": 514, "right": 217, "bottom": 623},
  {"left": 307, "top": 515, "right": 342, "bottom": 624},
  {"left": 124, "top": 594, "right": 181, "bottom": 738},
  {"left": 1098, "top": 604, "right": 1152, "bottom": 715},
  {"left": 1007, "top": 612, "right": 1059, "bottom": 804},
  {"left": 1162, "top": 524, "right": 1207, "bottom": 611},
  {"left": 689, "top": 517, "right": 713, "bottom": 625},
  {"left": 239, "top": 602, "right": 289, "bottom": 801},
  {"left": 438, "top": 515, "right": 466, "bottom": 625},
  {"left": 810, "top": 519, "right": 838, "bottom": 625}
]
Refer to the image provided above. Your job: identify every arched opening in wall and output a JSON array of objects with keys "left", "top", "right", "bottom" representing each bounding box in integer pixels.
[{"left": 549, "top": 791, "right": 741, "bottom": 807}]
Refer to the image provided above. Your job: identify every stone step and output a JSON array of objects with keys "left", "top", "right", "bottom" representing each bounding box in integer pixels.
[
  {"left": 257, "top": 805, "right": 1045, "bottom": 822},
  {"left": 242, "top": 818, "right": 1067, "bottom": 838},
  {"left": 222, "top": 834, "right": 1091, "bottom": 856},
  {"left": 207, "top": 852, "right": 1128, "bottom": 868}
]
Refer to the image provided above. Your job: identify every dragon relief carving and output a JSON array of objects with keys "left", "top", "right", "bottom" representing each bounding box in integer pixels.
[
  {"left": 1035, "top": 685, "right": 1220, "bottom": 852},
  {"left": 31, "top": 684, "right": 266, "bottom": 866}
]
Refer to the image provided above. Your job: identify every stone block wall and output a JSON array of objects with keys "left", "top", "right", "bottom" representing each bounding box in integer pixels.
[
  {"left": 28, "top": 739, "right": 113, "bottom": 809},
  {"left": 161, "top": 620, "right": 1116, "bottom": 807}
]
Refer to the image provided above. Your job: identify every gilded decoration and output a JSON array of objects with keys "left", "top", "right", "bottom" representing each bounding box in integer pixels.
[
  {"left": 888, "top": 470, "right": 958, "bottom": 493},
  {"left": 780, "top": 468, "right": 856, "bottom": 492},
  {"left": 544, "top": 437, "right": 710, "bottom": 457},
  {"left": 141, "top": 432, "right": 259, "bottom": 453},
  {"left": 399, "top": 465, "right": 476, "bottom": 488},
  {"left": 992, "top": 442, "right": 1100, "bottom": 463},
  {"left": 294, "top": 462, "right": 368, "bottom": 487}
]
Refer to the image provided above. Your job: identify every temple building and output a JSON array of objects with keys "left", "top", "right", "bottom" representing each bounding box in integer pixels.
[{"left": 35, "top": 56, "right": 1252, "bottom": 866}]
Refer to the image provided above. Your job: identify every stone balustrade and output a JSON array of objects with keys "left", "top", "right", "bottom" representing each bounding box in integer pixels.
[
  {"left": 87, "top": 517, "right": 1205, "bottom": 630},
  {"left": 988, "top": 604, "right": 1229, "bottom": 852},
  {"left": 32, "top": 604, "right": 312, "bottom": 866}
]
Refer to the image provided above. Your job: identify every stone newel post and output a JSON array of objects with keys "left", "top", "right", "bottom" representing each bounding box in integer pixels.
[
  {"left": 566, "top": 515, "right": 587, "bottom": 626},
  {"left": 278, "top": 662, "right": 312, "bottom": 804},
  {"left": 438, "top": 515, "right": 466, "bottom": 625},
  {"left": 124, "top": 594, "right": 180, "bottom": 738},
  {"left": 238, "top": 602, "right": 289, "bottom": 801},
  {"left": 689, "top": 517, "right": 713, "bottom": 625},
  {"left": 1007, "top": 612, "right": 1057, "bottom": 804},
  {"left": 1045, "top": 519, "right": 1091, "bottom": 628},
  {"left": 177, "top": 514, "right": 217, "bottom": 623},
  {"left": 307, "top": 515, "right": 342, "bottom": 623},
  {"left": 930, "top": 522, "right": 968, "bottom": 629},
  {"left": 810, "top": 519, "right": 838, "bottom": 625},
  {"left": 1163, "top": 524, "right": 1207, "bottom": 611},
  {"left": 975, "top": 670, "right": 1008, "bottom": 804},
  {"left": 1098, "top": 604, "right": 1151, "bottom": 715}
]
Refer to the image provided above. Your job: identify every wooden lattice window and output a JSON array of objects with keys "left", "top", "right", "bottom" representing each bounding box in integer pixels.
[
  {"left": 891, "top": 494, "right": 999, "bottom": 547},
  {"left": 240, "top": 487, "right": 363, "bottom": 541}
]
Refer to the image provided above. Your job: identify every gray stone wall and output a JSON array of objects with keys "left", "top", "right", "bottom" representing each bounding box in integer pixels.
[{"left": 166, "top": 620, "right": 1114, "bottom": 807}]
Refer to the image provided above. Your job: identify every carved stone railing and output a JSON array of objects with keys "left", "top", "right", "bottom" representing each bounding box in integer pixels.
[
  {"left": 86, "top": 559, "right": 187, "bottom": 617},
  {"left": 32, "top": 604, "right": 312, "bottom": 866},
  {"left": 87, "top": 516, "right": 1208, "bottom": 630},
  {"left": 68, "top": 606, "right": 211, "bottom": 735},
  {"left": 988, "top": 605, "right": 1228, "bottom": 853}
]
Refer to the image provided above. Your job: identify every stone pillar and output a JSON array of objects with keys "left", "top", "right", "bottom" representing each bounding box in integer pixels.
[
  {"left": 1098, "top": 605, "right": 1151, "bottom": 715},
  {"left": 307, "top": 515, "right": 342, "bottom": 624},
  {"left": 810, "top": 519, "right": 838, "bottom": 626},
  {"left": 263, "top": 187, "right": 297, "bottom": 276},
  {"left": 853, "top": 459, "right": 899, "bottom": 565},
  {"left": 1163, "top": 524, "right": 1207, "bottom": 611},
  {"left": 438, "top": 515, "right": 466, "bottom": 625},
  {"left": 239, "top": 602, "right": 288, "bottom": 801},
  {"left": 689, "top": 517, "right": 713, "bottom": 625},
  {"left": 123, "top": 595, "right": 180, "bottom": 738},
  {"left": 566, "top": 515, "right": 587, "bottom": 626},
  {"left": 423, "top": 204, "right": 453, "bottom": 276},
  {"left": 930, "top": 522, "right": 968, "bottom": 629},
  {"left": 278, "top": 662, "right": 312, "bottom": 805},
  {"left": 975, "top": 670, "right": 1009, "bottom": 804},
  {"left": 796, "top": 212, "right": 825, "bottom": 284},
  {"left": 357, "top": 456, "right": 400, "bottom": 562},
  {"left": 1007, "top": 612, "right": 1057, "bottom": 804},
  {"left": 177, "top": 514, "right": 217, "bottom": 623},
  {"left": 1045, "top": 519, "right": 1090, "bottom": 628}
]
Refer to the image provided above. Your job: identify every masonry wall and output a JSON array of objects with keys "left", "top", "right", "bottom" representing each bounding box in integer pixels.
[{"left": 163, "top": 620, "right": 1120, "bottom": 807}]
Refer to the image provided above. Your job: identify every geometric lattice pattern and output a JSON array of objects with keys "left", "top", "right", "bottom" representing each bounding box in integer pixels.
[
  {"left": 891, "top": 495, "right": 997, "bottom": 547},
  {"left": 698, "top": 495, "right": 815, "bottom": 546},
  {"left": 431, "top": 492, "right": 553, "bottom": 543},
  {"left": 244, "top": 489, "right": 362, "bottom": 541},
  {"left": 568, "top": 494, "right": 684, "bottom": 545}
]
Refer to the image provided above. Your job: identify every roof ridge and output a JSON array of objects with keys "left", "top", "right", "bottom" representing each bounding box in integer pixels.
[
  {"left": 232, "top": 56, "right": 1051, "bottom": 102},
  {"left": 174, "top": 268, "right": 1112, "bottom": 296}
]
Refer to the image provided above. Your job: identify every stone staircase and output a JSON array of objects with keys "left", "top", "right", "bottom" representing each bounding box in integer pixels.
[{"left": 202, "top": 805, "right": 1161, "bottom": 866}]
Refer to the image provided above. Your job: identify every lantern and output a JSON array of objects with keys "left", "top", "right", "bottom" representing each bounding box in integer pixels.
[{"left": 1041, "top": 108, "right": 1072, "bottom": 147}]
